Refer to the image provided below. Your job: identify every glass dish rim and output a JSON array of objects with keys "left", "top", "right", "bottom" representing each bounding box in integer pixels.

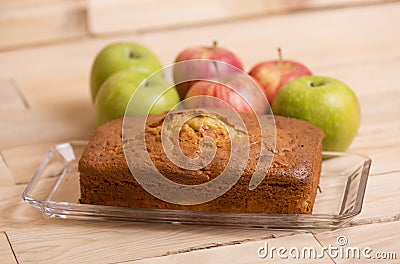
[{"left": 22, "top": 141, "right": 371, "bottom": 229}]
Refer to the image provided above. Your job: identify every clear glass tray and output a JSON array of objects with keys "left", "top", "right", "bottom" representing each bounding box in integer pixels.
[{"left": 22, "top": 141, "right": 371, "bottom": 230}]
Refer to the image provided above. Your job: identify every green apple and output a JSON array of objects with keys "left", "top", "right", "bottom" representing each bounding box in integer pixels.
[
  {"left": 95, "top": 69, "right": 180, "bottom": 126},
  {"left": 272, "top": 76, "right": 361, "bottom": 151},
  {"left": 90, "top": 42, "right": 163, "bottom": 101}
]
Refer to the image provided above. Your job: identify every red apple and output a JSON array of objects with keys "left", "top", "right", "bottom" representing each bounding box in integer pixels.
[
  {"left": 184, "top": 73, "right": 267, "bottom": 114},
  {"left": 249, "top": 48, "right": 312, "bottom": 104},
  {"left": 173, "top": 41, "right": 244, "bottom": 99}
]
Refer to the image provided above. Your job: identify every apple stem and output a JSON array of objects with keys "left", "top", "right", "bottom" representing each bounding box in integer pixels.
[
  {"left": 277, "top": 47, "right": 283, "bottom": 65},
  {"left": 129, "top": 51, "right": 139, "bottom": 59},
  {"left": 211, "top": 41, "right": 220, "bottom": 78},
  {"left": 213, "top": 60, "right": 220, "bottom": 79}
]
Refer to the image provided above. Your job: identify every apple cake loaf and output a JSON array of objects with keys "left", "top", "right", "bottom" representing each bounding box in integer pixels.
[{"left": 79, "top": 111, "right": 324, "bottom": 214}]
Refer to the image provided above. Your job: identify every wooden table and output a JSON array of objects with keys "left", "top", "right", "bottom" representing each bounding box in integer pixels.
[{"left": 0, "top": 1, "right": 399, "bottom": 263}]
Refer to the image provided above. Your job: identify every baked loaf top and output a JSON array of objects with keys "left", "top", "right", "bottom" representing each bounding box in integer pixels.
[{"left": 79, "top": 111, "right": 324, "bottom": 188}]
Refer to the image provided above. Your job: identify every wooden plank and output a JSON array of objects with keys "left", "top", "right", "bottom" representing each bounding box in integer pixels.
[
  {"left": 0, "top": 0, "right": 87, "bottom": 50},
  {"left": 313, "top": 52, "right": 400, "bottom": 156},
  {"left": 136, "top": 2, "right": 400, "bottom": 71},
  {"left": 0, "top": 2, "right": 397, "bottom": 263},
  {"left": 351, "top": 172, "right": 400, "bottom": 224},
  {"left": 315, "top": 221, "right": 400, "bottom": 263},
  {"left": 5, "top": 219, "right": 293, "bottom": 264},
  {"left": 0, "top": 184, "right": 43, "bottom": 223},
  {"left": 1, "top": 2, "right": 399, "bottom": 82},
  {"left": 0, "top": 232, "right": 17, "bottom": 264},
  {"left": 0, "top": 3, "right": 397, "bottom": 152},
  {"left": 1, "top": 142, "right": 59, "bottom": 184},
  {"left": 0, "top": 171, "right": 395, "bottom": 262},
  {"left": 0, "top": 79, "right": 27, "bottom": 109},
  {"left": 0, "top": 109, "right": 95, "bottom": 149},
  {"left": 87, "top": 0, "right": 394, "bottom": 36},
  {"left": 0, "top": 3, "right": 398, "bottom": 109},
  {"left": 1, "top": 170, "right": 397, "bottom": 263},
  {"left": 0, "top": 154, "right": 15, "bottom": 187},
  {"left": 0, "top": 37, "right": 116, "bottom": 110},
  {"left": 0, "top": 0, "right": 397, "bottom": 225},
  {"left": 132, "top": 233, "right": 334, "bottom": 263},
  {"left": 347, "top": 88, "right": 400, "bottom": 159},
  {"left": 367, "top": 148, "right": 400, "bottom": 176}
]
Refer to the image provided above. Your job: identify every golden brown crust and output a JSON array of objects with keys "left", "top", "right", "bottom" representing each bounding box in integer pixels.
[{"left": 79, "top": 113, "right": 324, "bottom": 214}]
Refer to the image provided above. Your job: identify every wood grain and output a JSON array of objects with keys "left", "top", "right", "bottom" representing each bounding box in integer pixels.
[
  {"left": 0, "top": 0, "right": 87, "bottom": 50},
  {"left": 0, "top": 170, "right": 396, "bottom": 262},
  {"left": 315, "top": 221, "right": 400, "bottom": 263},
  {"left": 133, "top": 233, "right": 335, "bottom": 263},
  {"left": 0, "top": 232, "right": 17, "bottom": 264},
  {"left": 351, "top": 172, "right": 400, "bottom": 224},
  {"left": 0, "top": 36, "right": 131, "bottom": 110},
  {"left": 87, "top": 0, "right": 394, "bottom": 36},
  {"left": 5, "top": 219, "right": 293, "bottom": 264},
  {"left": 0, "top": 155, "right": 15, "bottom": 187},
  {"left": 347, "top": 88, "right": 400, "bottom": 172},
  {"left": 0, "top": 79, "right": 27, "bottom": 110},
  {"left": 0, "top": 109, "right": 94, "bottom": 149},
  {"left": 0, "top": 1, "right": 399, "bottom": 263},
  {"left": 0, "top": 3, "right": 398, "bottom": 150},
  {"left": 1, "top": 142, "right": 59, "bottom": 184},
  {"left": 135, "top": 2, "right": 400, "bottom": 71},
  {"left": 0, "top": 184, "right": 43, "bottom": 223}
]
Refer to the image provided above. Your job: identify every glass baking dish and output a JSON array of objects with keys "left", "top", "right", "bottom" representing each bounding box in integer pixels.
[{"left": 22, "top": 141, "right": 371, "bottom": 230}]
